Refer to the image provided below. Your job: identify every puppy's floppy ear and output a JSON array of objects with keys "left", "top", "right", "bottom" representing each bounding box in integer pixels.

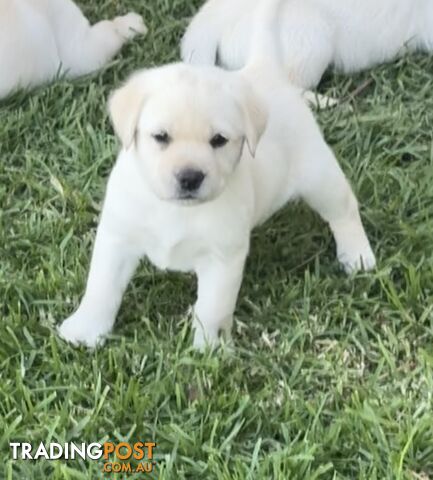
[
  {"left": 108, "top": 71, "right": 149, "bottom": 149},
  {"left": 240, "top": 82, "right": 268, "bottom": 157}
]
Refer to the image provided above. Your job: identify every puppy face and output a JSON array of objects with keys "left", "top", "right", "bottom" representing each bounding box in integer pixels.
[{"left": 109, "top": 64, "right": 266, "bottom": 204}]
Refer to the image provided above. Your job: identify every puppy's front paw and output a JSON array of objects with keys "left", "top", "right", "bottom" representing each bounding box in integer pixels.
[
  {"left": 338, "top": 241, "right": 376, "bottom": 274},
  {"left": 191, "top": 312, "right": 234, "bottom": 352},
  {"left": 191, "top": 314, "right": 220, "bottom": 352},
  {"left": 114, "top": 13, "right": 147, "bottom": 40},
  {"left": 58, "top": 312, "right": 111, "bottom": 348},
  {"left": 192, "top": 329, "right": 220, "bottom": 352}
]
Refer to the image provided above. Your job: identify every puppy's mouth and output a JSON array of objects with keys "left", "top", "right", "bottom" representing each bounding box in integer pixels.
[
  {"left": 174, "top": 193, "right": 207, "bottom": 206},
  {"left": 178, "top": 193, "right": 198, "bottom": 200}
]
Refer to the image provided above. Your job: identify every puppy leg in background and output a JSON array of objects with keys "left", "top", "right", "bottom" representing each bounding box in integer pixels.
[
  {"left": 297, "top": 143, "right": 376, "bottom": 273},
  {"left": 418, "top": 4, "right": 433, "bottom": 52},
  {"left": 61, "top": 15, "right": 147, "bottom": 77},
  {"left": 193, "top": 252, "right": 247, "bottom": 351},
  {"left": 181, "top": 0, "right": 226, "bottom": 65},
  {"left": 50, "top": 0, "right": 146, "bottom": 78},
  {"left": 58, "top": 224, "right": 140, "bottom": 347},
  {"left": 269, "top": 3, "right": 334, "bottom": 89}
]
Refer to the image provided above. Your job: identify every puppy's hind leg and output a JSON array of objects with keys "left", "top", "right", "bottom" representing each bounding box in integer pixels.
[{"left": 296, "top": 141, "right": 376, "bottom": 274}]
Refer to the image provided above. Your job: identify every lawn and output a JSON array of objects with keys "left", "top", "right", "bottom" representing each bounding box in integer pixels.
[{"left": 1, "top": 0, "right": 433, "bottom": 478}]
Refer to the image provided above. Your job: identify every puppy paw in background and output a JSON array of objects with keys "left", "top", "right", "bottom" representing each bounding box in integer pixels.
[
  {"left": 0, "top": 0, "right": 147, "bottom": 99},
  {"left": 302, "top": 91, "right": 339, "bottom": 110},
  {"left": 112, "top": 12, "right": 147, "bottom": 41}
]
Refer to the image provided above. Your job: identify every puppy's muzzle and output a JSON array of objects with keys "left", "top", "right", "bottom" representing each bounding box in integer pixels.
[{"left": 176, "top": 168, "right": 206, "bottom": 197}]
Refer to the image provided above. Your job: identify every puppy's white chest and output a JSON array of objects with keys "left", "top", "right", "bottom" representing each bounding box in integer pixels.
[
  {"left": 142, "top": 229, "right": 206, "bottom": 272},
  {"left": 131, "top": 204, "right": 249, "bottom": 273}
]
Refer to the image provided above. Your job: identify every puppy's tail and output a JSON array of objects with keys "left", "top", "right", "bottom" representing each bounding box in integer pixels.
[{"left": 242, "top": 0, "right": 286, "bottom": 87}]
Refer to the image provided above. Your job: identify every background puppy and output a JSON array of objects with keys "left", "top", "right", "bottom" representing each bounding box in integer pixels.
[
  {"left": 0, "top": 0, "right": 146, "bottom": 99},
  {"left": 58, "top": 0, "right": 375, "bottom": 350},
  {"left": 182, "top": 0, "right": 433, "bottom": 90}
]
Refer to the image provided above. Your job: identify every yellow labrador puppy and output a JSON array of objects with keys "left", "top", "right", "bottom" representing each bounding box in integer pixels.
[
  {"left": 182, "top": 0, "right": 433, "bottom": 89},
  {"left": 59, "top": 0, "right": 375, "bottom": 350},
  {"left": 0, "top": 0, "right": 146, "bottom": 99}
]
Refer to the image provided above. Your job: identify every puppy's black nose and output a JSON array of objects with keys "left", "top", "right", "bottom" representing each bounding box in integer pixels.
[{"left": 177, "top": 169, "right": 205, "bottom": 193}]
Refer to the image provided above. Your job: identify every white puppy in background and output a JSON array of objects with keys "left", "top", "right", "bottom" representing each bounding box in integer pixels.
[
  {"left": 58, "top": 0, "right": 375, "bottom": 351},
  {"left": 182, "top": 0, "right": 433, "bottom": 90},
  {"left": 0, "top": 0, "right": 147, "bottom": 99}
]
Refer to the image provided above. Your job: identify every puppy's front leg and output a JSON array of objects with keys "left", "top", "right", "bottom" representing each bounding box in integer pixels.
[
  {"left": 193, "top": 251, "right": 248, "bottom": 351},
  {"left": 58, "top": 223, "right": 140, "bottom": 347}
]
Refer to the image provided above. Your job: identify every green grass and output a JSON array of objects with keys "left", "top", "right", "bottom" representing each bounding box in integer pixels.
[{"left": 1, "top": 0, "right": 433, "bottom": 478}]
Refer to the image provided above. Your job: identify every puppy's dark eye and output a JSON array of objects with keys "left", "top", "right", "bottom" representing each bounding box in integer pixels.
[
  {"left": 152, "top": 132, "right": 171, "bottom": 145},
  {"left": 210, "top": 134, "right": 228, "bottom": 149}
]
